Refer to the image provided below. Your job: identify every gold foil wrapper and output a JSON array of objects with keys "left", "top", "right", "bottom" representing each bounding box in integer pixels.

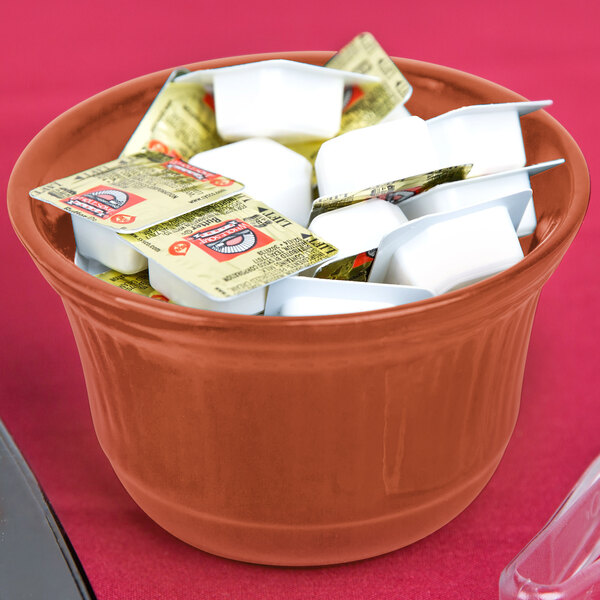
[
  {"left": 122, "top": 193, "right": 338, "bottom": 299},
  {"left": 326, "top": 32, "right": 413, "bottom": 133},
  {"left": 309, "top": 164, "right": 472, "bottom": 221},
  {"left": 286, "top": 32, "right": 414, "bottom": 178},
  {"left": 29, "top": 151, "right": 243, "bottom": 233},
  {"left": 95, "top": 270, "right": 172, "bottom": 302},
  {"left": 314, "top": 249, "right": 377, "bottom": 282},
  {"left": 122, "top": 69, "right": 224, "bottom": 160}
]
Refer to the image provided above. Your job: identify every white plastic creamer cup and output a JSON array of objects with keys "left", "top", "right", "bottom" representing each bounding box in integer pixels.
[
  {"left": 368, "top": 191, "right": 531, "bottom": 296},
  {"left": 399, "top": 159, "right": 564, "bottom": 237},
  {"left": 265, "top": 276, "right": 433, "bottom": 317},
  {"left": 71, "top": 215, "right": 148, "bottom": 274},
  {"left": 314, "top": 116, "right": 440, "bottom": 197},
  {"left": 73, "top": 249, "right": 110, "bottom": 276},
  {"left": 189, "top": 138, "right": 313, "bottom": 227},
  {"left": 379, "top": 102, "right": 412, "bottom": 123},
  {"left": 427, "top": 100, "right": 552, "bottom": 177},
  {"left": 308, "top": 198, "right": 408, "bottom": 258},
  {"left": 148, "top": 260, "right": 267, "bottom": 315},
  {"left": 176, "top": 60, "right": 378, "bottom": 143}
]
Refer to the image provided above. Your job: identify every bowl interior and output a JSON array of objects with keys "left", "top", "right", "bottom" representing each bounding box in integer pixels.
[{"left": 9, "top": 52, "right": 589, "bottom": 320}]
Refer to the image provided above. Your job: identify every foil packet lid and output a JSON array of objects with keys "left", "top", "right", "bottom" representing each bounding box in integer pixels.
[
  {"left": 121, "top": 68, "right": 224, "bottom": 161},
  {"left": 309, "top": 164, "right": 472, "bottom": 222},
  {"left": 326, "top": 32, "right": 413, "bottom": 129},
  {"left": 121, "top": 193, "right": 338, "bottom": 300},
  {"left": 286, "top": 32, "right": 414, "bottom": 170},
  {"left": 74, "top": 250, "right": 172, "bottom": 302},
  {"left": 95, "top": 270, "right": 172, "bottom": 302},
  {"left": 314, "top": 249, "right": 377, "bottom": 282},
  {"left": 29, "top": 151, "right": 244, "bottom": 233}
]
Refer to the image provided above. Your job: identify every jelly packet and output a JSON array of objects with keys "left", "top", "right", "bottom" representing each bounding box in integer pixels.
[
  {"left": 29, "top": 151, "right": 243, "bottom": 233},
  {"left": 122, "top": 69, "right": 224, "bottom": 160},
  {"left": 309, "top": 164, "right": 472, "bottom": 221},
  {"left": 95, "top": 270, "right": 172, "bottom": 302},
  {"left": 120, "top": 193, "right": 338, "bottom": 300}
]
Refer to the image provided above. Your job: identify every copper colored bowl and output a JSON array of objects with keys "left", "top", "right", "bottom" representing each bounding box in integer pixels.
[{"left": 7, "top": 52, "right": 590, "bottom": 566}]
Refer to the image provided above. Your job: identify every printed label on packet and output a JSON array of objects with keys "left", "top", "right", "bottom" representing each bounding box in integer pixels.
[
  {"left": 121, "top": 69, "right": 224, "bottom": 160},
  {"left": 95, "top": 270, "right": 172, "bottom": 302},
  {"left": 29, "top": 151, "right": 244, "bottom": 233},
  {"left": 120, "top": 193, "right": 338, "bottom": 300},
  {"left": 314, "top": 249, "right": 377, "bottom": 282},
  {"left": 309, "top": 165, "right": 472, "bottom": 222},
  {"left": 327, "top": 32, "right": 412, "bottom": 132},
  {"left": 286, "top": 32, "right": 414, "bottom": 170}
]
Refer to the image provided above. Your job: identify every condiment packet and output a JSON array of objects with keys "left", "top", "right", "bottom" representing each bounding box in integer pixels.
[
  {"left": 400, "top": 159, "right": 564, "bottom": 237},
  {"left": 367, "top": 191, "right": 531, "bottom": 295},
  {"left": 121, "top": 68, "right": 224, "bottom": 160},
  {"left": 265, "top": 276, "right": 433, "bottom": 317},
  {"left": 95, "top": 270, "right": 172, "bottom": 302},
  {"left": 309, "top": 164, "right": 471, "bottom": 221},
  {"left": 120, "top": 193, "right": 338, "bottom": 300},
  {"left": 314, "top": 249, "right": 377, "bottom": 282},
  {"left": 326, "top": 32, "right": 412, "bottom": 130},
  {"left": 29, "top": 150, "right": 243, "bottom": 233},
  {"left": 175, "top": 60, "right": 378, "bottom": 143},
  {"left": 286, "top": 32, "right": 413, "bottom": 170},
  {"left": 74, "top": 250, "right": 171, "bottom": 302}
]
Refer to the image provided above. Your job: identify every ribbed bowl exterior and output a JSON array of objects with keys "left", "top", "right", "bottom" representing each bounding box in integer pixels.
[{"left": 8, "top": 52, "right": 590, "bottom": 565}]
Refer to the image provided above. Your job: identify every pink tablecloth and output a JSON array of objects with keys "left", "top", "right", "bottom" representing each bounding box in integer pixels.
[{"left": 2, "top": 1, "right": 599, "bottom": 598}]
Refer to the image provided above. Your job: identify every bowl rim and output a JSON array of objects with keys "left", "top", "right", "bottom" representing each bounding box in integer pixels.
[{"left": 7, "top": 51, "right": 591, "bottom": 329}]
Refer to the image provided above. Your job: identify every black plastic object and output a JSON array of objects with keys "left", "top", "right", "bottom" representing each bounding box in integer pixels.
[{"left": 0, "top": 418, "right": 96, "bottom": 599}]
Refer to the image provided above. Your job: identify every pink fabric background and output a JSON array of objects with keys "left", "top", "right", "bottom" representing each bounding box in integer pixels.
[{"left": 2, "top": 1, "right": 598, "bottom": 598}]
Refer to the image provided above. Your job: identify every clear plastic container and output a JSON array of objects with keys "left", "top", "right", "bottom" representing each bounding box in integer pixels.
[{"left": 499, "top": 455, "right": 600, "bottom": 600}]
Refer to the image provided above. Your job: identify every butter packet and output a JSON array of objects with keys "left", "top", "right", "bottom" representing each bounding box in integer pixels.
[
  {"left": 122, "top": 68, "right": 224, "bottom": 160},
  {"left": 29, "top": 151, "right": 243, "bottom": 233},
  {"left": 95, "top": 270, "right": 172, "bottom": 302},
  {"left": 326, "top": 32, "right": 413, "bottom": 131},
  {"left": 286, "top": 32, "right": 413, "bottom": 170},
  {"left": 121, "top": 193, "right": 339, "bottom": 300},
  {"left": 309, "top": 165, "right": 472, "bottom": 221},
  {"left": 314, "top": 249, "right": 377, "bottom": 282}
]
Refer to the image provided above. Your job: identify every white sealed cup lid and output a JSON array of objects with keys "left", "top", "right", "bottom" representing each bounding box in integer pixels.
[
  {"left": 400, "top": 159, "right": 564, "bottom": 237},
  {"left": 427, "top": 100, "right": 552, "bottom": 177},
  {"left": 176, "top": 60, "right": 379, "bottom": 143},
  {"left": 189, "top": 138, "right": 313, "bottom": 227},
  {"left": 309, "top": 198, "right": 408, "bottom": 258},
  {"left": 368, "top": 191, "right": 531, "bottom": 295},
  {"left": 265, "top": 276, "right": 433, "bottom": 316},
  {"left": 315, "top": 116, "right": 440, "bottom": 197}
]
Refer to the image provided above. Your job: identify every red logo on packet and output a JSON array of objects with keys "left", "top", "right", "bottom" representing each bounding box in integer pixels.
[
  {"left": 186, "top": 219, "right": 273, "bottom": 263},
  {"left": 148, "top": 139, "right": 182, "bottom": 160},
  {"left": 150, "top": 293, "right": 170, "bottom": 302},
  {"left": 162, "top": 159, "right": 234, "bottom": 186},
  {"left": 342, "top": 85, "right": 365, "bottom": 112},
  {"left": 202, "top": 92, "right": 215, "bottom": 111},
  {"left": 352, "top": 251, "right": 375, "bottom": 269},
  {"left": 61, "top": 185, "right": 146, "bottom": 220},
  {"left": 169, "top": 241, "right": 191, "bottom": 256},
  {"left": 377, "top": 186, "right": 422, "bottom": 205},
  {"left": 110, "top": 214, "right": 136, "bottom": 224}
]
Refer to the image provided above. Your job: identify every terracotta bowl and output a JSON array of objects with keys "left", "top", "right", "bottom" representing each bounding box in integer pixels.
[{"left": 7, "top": 52, "right": 590, "bottom": 566}]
